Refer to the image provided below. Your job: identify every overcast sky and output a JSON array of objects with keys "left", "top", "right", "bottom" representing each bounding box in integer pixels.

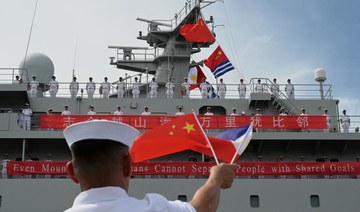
[{"left": 1, "top": 0, "right": 359, "bottom": 115}]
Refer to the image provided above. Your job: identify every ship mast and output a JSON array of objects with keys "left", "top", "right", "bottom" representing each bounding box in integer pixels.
[{"left": 109, "top": 0, "right": 216, "bottom": 98}]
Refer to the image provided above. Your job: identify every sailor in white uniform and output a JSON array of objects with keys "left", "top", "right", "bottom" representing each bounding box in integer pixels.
[
  {"left": 165, "top": 78, "right": 175, "bottom": 99},
  {"left": 29, "top": 75, "right": 39, "bottom": 97},
  {"left": 230, "top": 108, "right": 239, "bottom": 116},
  {"left": 285, "top": 79, "right": 295, "bottom": 99},
  {"left": 132, "top": 77, "right": 140, "bottom": 99},
  {"left": 182, "top": 78, "right": 191, "bottom": 98},
  {"left": 175, "top": 106, "right": 185, "bottom": 116},
  {"left": 204, "top": 107, "right": 214, "bottom": 116},
  {"left": 61, "top": 105, "right": 72, "bottom": 115},
  {"left": 340, "top": 109, "right": 350, "bottom": 133},
  {"left": 300, "top": 108, "right": 308, "bottom": 132},
  {"left": 87, "top": 105, "right": 96, "bottom": 115},
  {"left": 114, "top": 106, "right": 124, "bottom": 115},
  {"left": 141, "top": 106, "right": 151, "bottom": 115},
  {"left": 63, "top": 120, "right": 237, "bottom": 212},
  {"left": 199, "top": 78, "right": 209, "bottom": 99},
  {"left": 218, "top": 78, "right": 226, "bottom": 99},
  {"left": 1, "top": 154, "right": 10, "bottom": 179},
  {"left": 86, "top": 77, "right": 96, "bottom": 99},
  {"left": 323, "top": 109, "right": 331, "bottom": 133},
  {"left": 271, "top": 78, "right": 279, "bottom": 97},
  {"left": 48, "top": 75, "right": 59, "bottom": 98},
  {"left": 117, "top": 77, "right": 126, "bottom": 99},
  {"left": 149, "top": 78, "right": 158, "bottom": 99},
  {"left": 21, "top": 103, "right": 32, "bottom": 131},
  {"left": 238, "top": 79, "right": 246, "bottom": 99},
  {"left": 255, "top": 79, "right": 264, "bottom": 93},
  {"left": 70, "top": 77, "right": 79, "bottom": 98},
  {"left": 100, "top": 77, "right": 111, "bottom": 98}
]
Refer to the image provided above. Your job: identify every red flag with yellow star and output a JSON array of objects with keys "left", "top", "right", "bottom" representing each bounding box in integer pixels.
[
  {"left": 180, "top": 18, "right": 216, "bottom": 43},
  {"left": 130, "top": 114, "right": 237, "bottom": 163},
  {"left": 130, "top": 114, "right": 208, "bottom": 162}
]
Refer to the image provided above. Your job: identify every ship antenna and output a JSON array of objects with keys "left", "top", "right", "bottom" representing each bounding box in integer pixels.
[
  {"left": 22, "top": 0, "right": 39, "bottom": 68},
  {"left": 72, "top": 33, "right": 79, "bottom": 78}
]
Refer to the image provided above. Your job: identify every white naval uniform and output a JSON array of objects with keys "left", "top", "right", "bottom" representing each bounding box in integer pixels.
[
  {"left": 86, "top": 81, "right": 96, "bottom": 98},
  {"left": 29, "top": 80, "right": 39, "bottom": 97},
  {"left": 70, "top": 81, "right": 79, "bottom": 98},
  {"left": 199, "top": 83, "right": 209, "bottom": 99},
  {"left": 87, "top": 111, "right": 97, "bottom": 115},
  {"left": 340, "top": 114, "right": 350, "bottom": 133},
  {"left": 141, "top": 111, "right": 151, "bottom": 116},
  {"left": 64, "top": 187, "right": 195, "bottom": 212},
  {"left": 132, "top": 82, "right": 140, "bottom": 98},
  {"left": 61, "top": 110, "right": 72, "bottom": 115},
  {"left": 204, "top": 112, "right": 214, "bottom": 116},
  {"left": 114, "top": 111, "right": 124, "bottom": 115},
  {"left": 101, "top": 82, "right": 111, "bottom": 98},
  {"left": 175, "top": 111, "right": 185, "bottom": 116},
  {"left": 255, "top": 83, "right": 264, "bottom": 93},
  {"left": 238, "top": 83, "right": 246, "bottom": 99},
  {"left": 300, "top": 113, "right": 308, "bottom": 132},
  {"left": 117, "top": 81, "right": 126, "bottom": 98},
  {"left": 1, "top": 159, "right": 10, "bottom": 178},
  {"left": 218, "top": 83, "right": 226, "bottom": 99},
  {"left": 285, "top": 83, "right": 294, "bottom": 99},
  {"left": 182, "top": 82, "right": 190, "bottom": 98},
  {"left": 21, "top": 108, "right": 32, "bottom": 131},
  {"left": 230, "top": 113, "right": 239, "bottom": 116},
  {"left": 165, "top": 82, "right": 175, "bottom": 99},
  {"left": 324, "top": 114, "right": 331, "bottom": 133},
  {"left": 271, "top": 83, "right": 279, "bottom": 97},
  {"left": 48, "top": 80, "right": 59, "bottom": 97},
  {"left": 149, "top": 81, "right": 158, "bottom": 99}
]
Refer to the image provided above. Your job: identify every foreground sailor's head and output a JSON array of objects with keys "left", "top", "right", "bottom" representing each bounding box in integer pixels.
[{"left": 64, "top": 120, "right": 140, "bottom": 192}]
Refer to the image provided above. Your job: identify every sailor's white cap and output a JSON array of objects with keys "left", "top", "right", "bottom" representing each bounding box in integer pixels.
[{"left": 63, "top": 120, "right": 140, "bottom": 148}]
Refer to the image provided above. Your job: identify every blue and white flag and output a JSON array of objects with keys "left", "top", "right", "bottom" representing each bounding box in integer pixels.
[
  {"left": 206, "top": 81, "right": 219, "bottom": 99},
  {"left": 216, "top": 124, "right": 253, "bottom": 156}
]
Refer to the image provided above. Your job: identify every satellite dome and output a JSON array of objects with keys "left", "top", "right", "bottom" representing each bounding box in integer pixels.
[
  {"left": 314, "top": 68, "right": 326, "bottom": 82},
  {"left": 19, "top": 52, "right": 54, "bottom": 84}
]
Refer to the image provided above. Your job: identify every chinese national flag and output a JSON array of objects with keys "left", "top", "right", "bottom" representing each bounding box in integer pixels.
[
  {"left": 180, "top": 18, "right": 216, "bottom": 43},
  {"left": 130, "top": 114, "right": 237, "bottom": 163},
  {"left": 130, "top": 114, "right": 208, "bottom": 162}
]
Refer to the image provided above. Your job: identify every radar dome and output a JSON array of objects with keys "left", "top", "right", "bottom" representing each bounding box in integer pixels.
[
  {"left": 19, "top": 52, "right": 54, "bottom": 84},
  {"left": 314, "top": 68, "right": 326, "bottom": 82}
]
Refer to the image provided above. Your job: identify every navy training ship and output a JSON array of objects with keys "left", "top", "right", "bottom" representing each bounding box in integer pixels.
[{"left": 0, "top": 1, "right": 360, "bottom": 211}]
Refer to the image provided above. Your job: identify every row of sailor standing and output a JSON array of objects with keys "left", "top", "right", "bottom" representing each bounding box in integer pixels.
[{"left": 27, "top": 75, "right": 298, "bottom": 99}]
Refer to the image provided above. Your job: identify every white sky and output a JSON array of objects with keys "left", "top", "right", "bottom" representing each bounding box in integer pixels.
[{"left": 1, "top": 0, "right": 359, "bottom": 116}]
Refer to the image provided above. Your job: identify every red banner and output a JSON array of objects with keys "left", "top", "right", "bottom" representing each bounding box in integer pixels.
[
  {"left": 39, "top": 115, "right": 326, "bottom": 130},
  {"left": 7, "top": 161, "right": 360, "bottom": 176}
]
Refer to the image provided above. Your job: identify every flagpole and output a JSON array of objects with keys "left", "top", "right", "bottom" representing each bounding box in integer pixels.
[{"left": 192, "top": 112, "right": 219, "bottom": 165}]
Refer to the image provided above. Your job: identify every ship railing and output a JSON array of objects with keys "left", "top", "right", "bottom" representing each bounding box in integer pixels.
[
  {"left": 147, "top": 0, "right": 199, "bottom": 31},
  {"left": 2, "top": 80, "right": 334, "bottom": 100},
  {"left": 0, "top": 68, "right": 30, "bottom": 84},
  {"left": 108, "top": 46, "right": 156, "bottom": 62}
]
